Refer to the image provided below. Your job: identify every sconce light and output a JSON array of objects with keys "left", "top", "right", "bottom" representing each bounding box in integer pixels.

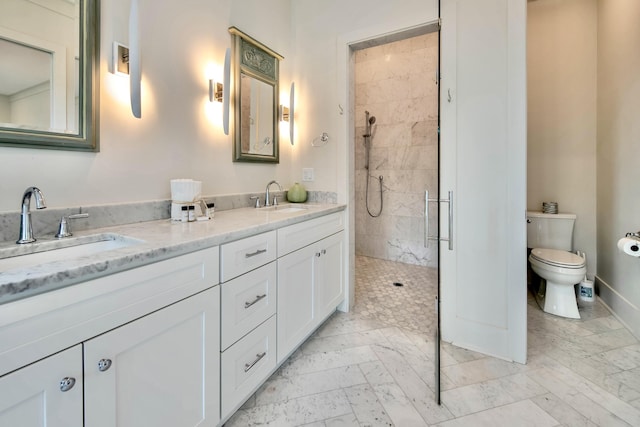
[
  {"left": 209, "top": 80, "right": 223, "bottom": 102},
  {"left": 129, "top": 0, "right": 141, "bottom": 118},
  {"left": 222, "top": 47, "right": 231, "bottom": 135},
  {"left": 113, "top": 42, "right": 130, "bottom": 76},
  {"left": 289, "top": 82, "right": 295, "bottom": 145},
  {"left": 279, "top": 105, "right": 290, "bottom": 122}
]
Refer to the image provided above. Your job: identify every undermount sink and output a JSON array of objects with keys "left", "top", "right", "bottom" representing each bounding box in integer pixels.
[
  {"left": 0, "top": 233, "right": 143, "bottom": 272},
  {"left": 263, "top": 204, "right": 314, "bottom": 214}
]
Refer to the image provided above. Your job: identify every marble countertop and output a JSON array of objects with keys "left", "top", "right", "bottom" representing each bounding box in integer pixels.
[{"left": 0, "top": 203, "right": 345, "bottom": 305}]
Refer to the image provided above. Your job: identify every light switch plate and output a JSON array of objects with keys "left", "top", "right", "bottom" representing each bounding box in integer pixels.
[{"left": 302, "top": 168, "right": 314, "bottom": 182}]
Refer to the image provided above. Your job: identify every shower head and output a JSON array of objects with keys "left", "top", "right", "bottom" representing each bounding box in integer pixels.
[{"left": 369, "top": 116, "right": 376, "bottom": 125}]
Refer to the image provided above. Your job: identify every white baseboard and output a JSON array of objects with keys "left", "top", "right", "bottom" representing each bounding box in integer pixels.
[{"left": 595, "top": 275, "right": 640, "bottom": 340}]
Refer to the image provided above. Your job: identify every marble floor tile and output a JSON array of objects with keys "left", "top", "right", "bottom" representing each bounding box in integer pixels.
[
  {"left": 300, "top": 329, "right": 390, "bottom": 355},
  {"left": 225, "top": 389, "right": 352, "bottom": 427},
  {"left": 583, "top": 328, "right": 639, "bottom": 351},
  {"left": 324, "top": 413, "right": 361, "bottom": 427},
  {"left": 578, "top": 315, "right": 625, "bottom": 334},
  {"left": 358, "top": 360, "right": 396, "bottom": 386},
  {"left": 255, "top": 365, "right": 367, "bottom": 406},
  {"left": 441, "top": 372, "right": 549, "bottom": 417},
  {"left": 372, "top": 383, "right": 429, "bottom": 426},
  {"left": 343, "top": 383, "right": 394, "bottom": 426},
  {"left": 371, "top": 343, "right": 454, "bottom": 424},
  {"left": 442, "top": 356, "right": 529, "bottom": 389},
  {"left": 531, "top": 393, "right": 599, "bottom": 427},
  {"left": 432, "top": 399, "right": 561, "bottom": 427},
  {"left": 528, "top": 365, "right": 640, "bottom": 427},
  {"left": 279, "top": 346, "right": 379, "bottom": 377},
  {"left": 601, "top": 344, "right": 640, "bottom": 371}
]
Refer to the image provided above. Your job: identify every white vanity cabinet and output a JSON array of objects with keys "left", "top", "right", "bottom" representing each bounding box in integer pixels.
[
  {"left": 84, "top": 286, "right": 220, "bottom": 427},
  {"left": 0, "top": 246, "right": 220, "bottom": 427},
  {"left": 0, "top": 345, "right": 83, "bottom": 427},
  {"left": 277, "top": 213, "right": 345, "bottom": 363}
]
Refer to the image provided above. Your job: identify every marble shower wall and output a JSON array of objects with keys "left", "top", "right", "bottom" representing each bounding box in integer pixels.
[{"left": 354, "top": 32, "right": 438, "bottom": 268}]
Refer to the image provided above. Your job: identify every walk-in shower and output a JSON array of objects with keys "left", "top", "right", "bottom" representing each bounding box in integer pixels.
[{"left": 363, "top": 110, "right": 383, "bottom": 218}]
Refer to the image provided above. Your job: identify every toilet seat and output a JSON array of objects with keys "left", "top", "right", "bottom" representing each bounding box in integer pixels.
[{"left": 530, "top": 248, "right": 585, "bottom": 269}]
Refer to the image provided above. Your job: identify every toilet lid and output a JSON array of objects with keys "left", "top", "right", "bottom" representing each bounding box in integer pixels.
[{"left": 530, "top": 248, "right": 585, "bottom": 268}]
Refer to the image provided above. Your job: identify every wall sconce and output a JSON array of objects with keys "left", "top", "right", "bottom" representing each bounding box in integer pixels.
[
  {"left": 129, "top": 0, "right": 141, "bottom": 118},
  {"left": 289, "top": 82, "right": 295, "bottom": 145},
  {"left": 222, "top": 47, "right": 231, "bottom": 135},
  {"left": 113, "top": 42, "right": 130, "bottom": 76},
  {"left": 209, "top": 80, "right": 223, "bottom": 102},
  {"left": 279, "top": 105, "right": 290, "bottom": 122}
]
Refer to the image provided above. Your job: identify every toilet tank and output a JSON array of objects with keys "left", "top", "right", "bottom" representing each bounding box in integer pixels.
[{"left": 526, "top": 211, "right": 576, "bottom": 251}]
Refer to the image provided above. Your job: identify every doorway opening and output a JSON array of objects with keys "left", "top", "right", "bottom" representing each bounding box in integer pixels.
[{"left": 350, "top": 29, "right": 439, "bottom": 336}]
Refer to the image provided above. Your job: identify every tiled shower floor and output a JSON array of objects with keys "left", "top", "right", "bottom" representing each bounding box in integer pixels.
[
  {"left": 353, "top": 256, "right": 438, "bottom": 336},
  {"left": 226, "top": 257, "right": 640, "bottom": 426}
]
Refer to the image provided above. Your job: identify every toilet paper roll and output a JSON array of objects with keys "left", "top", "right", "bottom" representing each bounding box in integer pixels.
[{"left": 617, "top": 237, "right": 640, "bottom": 257}]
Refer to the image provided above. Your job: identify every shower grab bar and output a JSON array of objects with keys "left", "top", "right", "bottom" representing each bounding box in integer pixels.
[{"left": 425, "top": 190, "right": 454, "bottom": 251}]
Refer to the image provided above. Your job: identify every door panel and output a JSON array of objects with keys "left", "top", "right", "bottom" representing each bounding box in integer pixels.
[
  {"left": 84, "top": 287, "right": 220, "bottom": 427},
  {"left": 0, "top": 345, "right": 83, "bottom": 427},
  {"left": 440, "top": 0, "right": 527, "bottom": 363}
]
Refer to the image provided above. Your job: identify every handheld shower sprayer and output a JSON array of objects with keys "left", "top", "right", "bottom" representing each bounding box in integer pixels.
[
  {"left": 364, "top": 111, "right": 376, "bottom": 138},
  {"left": 361, "top": 110, "right": 383, "bottom": 217}
]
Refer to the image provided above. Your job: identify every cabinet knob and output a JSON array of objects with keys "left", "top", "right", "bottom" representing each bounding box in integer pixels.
[
  {"left": 321, "top": 249, "right": 327, "bottom": 255},
  {"left": 98, "top": 358, "right": 113, "bottom": 372},
  {"left": 316, "top": 252, "right": 321, "bottom": 257},
  {"left": 59, "top": 377, "right": 76, "bottom": 392}
]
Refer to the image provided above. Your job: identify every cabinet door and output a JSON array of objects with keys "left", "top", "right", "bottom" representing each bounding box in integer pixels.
[
  {"left": 0, "top": 345, "right": 82, "bottom": 427},
  {"left": 315, "top": 231, "right": 345, "bottom": 321},
  {"left": 84, "top": 287, "right": 220, "bottom": 427},
  {"left": 277, "top": 245, "right": 315, "bottom": 363}
]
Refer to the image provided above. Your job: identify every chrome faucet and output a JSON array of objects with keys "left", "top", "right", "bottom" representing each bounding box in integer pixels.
[
  {"left": 265, "top": 180, "right": 282, "bottom": 207},
  {"left": 17, "top": 186, "right": 47, "bottom": 244}
]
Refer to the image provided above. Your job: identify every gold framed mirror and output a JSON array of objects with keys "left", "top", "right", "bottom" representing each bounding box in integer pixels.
[
  {"left": 229, "top": 27, "right": 283, "bottom": 163},
  {"left": 0, "top": 0, "right": 99, "bottom": 152}
]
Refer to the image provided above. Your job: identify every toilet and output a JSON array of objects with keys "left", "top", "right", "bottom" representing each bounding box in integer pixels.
[{"left": 527, "top": 211, "right": 586, "bottom": 319}]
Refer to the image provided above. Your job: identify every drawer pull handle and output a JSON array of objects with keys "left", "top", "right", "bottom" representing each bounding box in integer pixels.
[
  {"left": 59, "top": 377, "right": 76, "bottom": 392},
  {"left": 245, "top": 248, "right": 267, "bottom": 258},
  {"left": 98, "top": 358, "right": 112, "bottom": 372},
  {"left": 245, "top": 294, "right": 267, "bottom": 308},
  {"left": 244, "top": 352, "right": 267, "bottom": 372}
]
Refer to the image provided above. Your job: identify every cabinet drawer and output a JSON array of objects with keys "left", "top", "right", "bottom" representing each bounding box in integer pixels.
[
  {"left": 277, "top": 212, "right": 344, "bottom": 257},
  {"left": 221, "top": 262, "right": 277, "bottom": 350},
  {"left": 221, "top": 231, "right": 277, "bottom": 282},
  {"left": 221, "top": 315, "right": 276, "bottom": 420}
]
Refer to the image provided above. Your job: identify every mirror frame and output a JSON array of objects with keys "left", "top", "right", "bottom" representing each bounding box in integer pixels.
[
  {"left": 229, "top": 26, "right": 283, "bottom": 163},
  {"left": 0, "top": 0, "right": 100, "bottom": 152}
]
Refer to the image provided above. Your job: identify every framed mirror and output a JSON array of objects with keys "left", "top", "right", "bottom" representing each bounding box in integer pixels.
[
  {"left": 0, "top": 0, "right": 99, "bottom": 152},
  {"left": 229, "top": 27, "right": 283, "bottom": 163}
]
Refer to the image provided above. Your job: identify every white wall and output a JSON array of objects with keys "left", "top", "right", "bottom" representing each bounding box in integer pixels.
[
  {"left": 597, "top": 0, "right": 640, "bottom": 338},
  {"left": 527, "top": 0, "right": 598, "bottom": 278},
  {"left": 0, "top": 0, "right": 293, "bottom": 211}
]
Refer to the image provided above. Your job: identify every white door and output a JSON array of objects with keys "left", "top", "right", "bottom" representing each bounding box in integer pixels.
[
  {"left": 315, "top": 231, "right": 345, "bottom": 320},
  {"left": 0, "top": 345, "right": 83, "bottom": 427},
  {"left": 439, "top": 0, "right": 527, "bottom": 363},
  {"left": 277, "top": 245, "right": 316, "bottom": 363},
  {"left": 84, "top": 287, "right": 220, "bottom": 427}
]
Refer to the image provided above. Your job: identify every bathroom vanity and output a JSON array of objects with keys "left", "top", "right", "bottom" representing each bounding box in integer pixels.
[{"left": 0, "top": 204, "right": 345, "bottom": 426}]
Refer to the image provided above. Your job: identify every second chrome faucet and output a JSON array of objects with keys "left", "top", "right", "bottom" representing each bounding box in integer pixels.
[
  {"left": 251, "top": 180, "right": 283, "bottom": 208},
  {"left": 265, "top": 180, "right": 282, "bottom": 207}
]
